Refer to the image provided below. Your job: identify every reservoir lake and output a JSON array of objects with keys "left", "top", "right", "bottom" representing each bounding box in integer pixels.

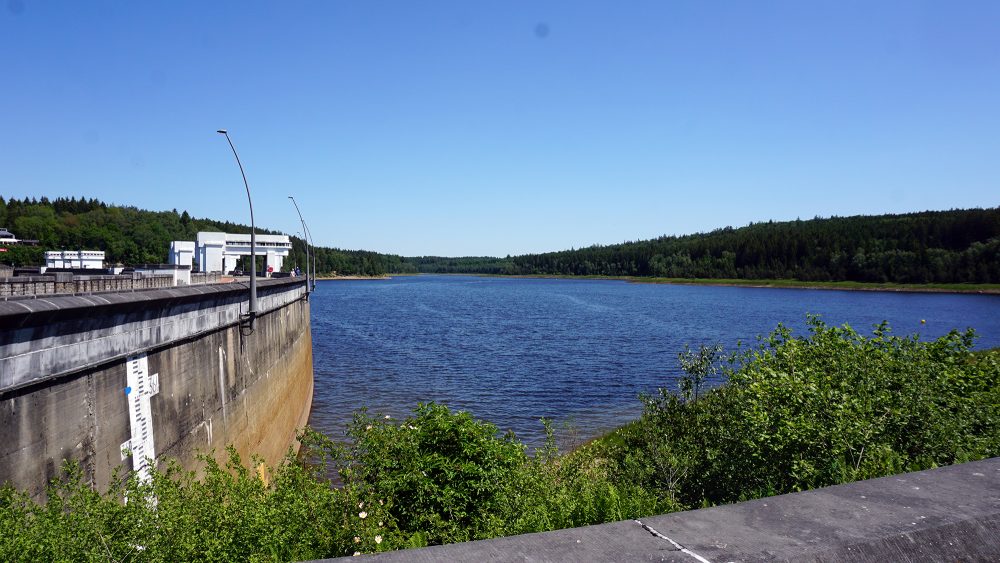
[{"left": 307, "top": 275, "right": 1000, "bottom": 448}]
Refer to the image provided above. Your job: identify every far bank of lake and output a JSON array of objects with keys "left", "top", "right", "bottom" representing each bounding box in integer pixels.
[{"left": 478, "top": 273, "right": 1000, "bottom": 295}]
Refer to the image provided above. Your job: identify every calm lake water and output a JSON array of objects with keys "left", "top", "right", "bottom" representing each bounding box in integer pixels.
[{"left": 307, "top": 275, "right": 1000, "bottom": 447}]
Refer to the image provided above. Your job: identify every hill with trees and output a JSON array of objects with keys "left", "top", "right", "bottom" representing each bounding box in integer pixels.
[
  {"left": 4, "top": 197, "right": 998, "bottom": 284},
  {"left": 406, "top": 208, "right": 1000, "bottom": 284},
  {"left": 0, "top": 196, "right": 415, "bottom": 276}
]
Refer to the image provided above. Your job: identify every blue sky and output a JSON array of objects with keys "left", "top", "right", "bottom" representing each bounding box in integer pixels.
[{"left": 2, "top": 1, "right": 998, "bottom": 257}]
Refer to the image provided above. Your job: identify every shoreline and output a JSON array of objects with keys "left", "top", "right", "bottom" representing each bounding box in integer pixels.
[
  {"left": 307, "top": 272, "right": 1000, "bottom": 294},
  {"left": 314, "top": 275, "right": 392, "bottom": 281},
  {"left": 403, "top": 273, "right": 1000, "bottom": 295},
  {"left": 631, "top": 277, "right": 1000, "bottom": 295}
]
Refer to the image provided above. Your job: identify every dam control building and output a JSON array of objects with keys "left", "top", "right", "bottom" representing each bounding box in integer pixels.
[{"left": 170, "top": 231, "right": 292, "bottom": 275}]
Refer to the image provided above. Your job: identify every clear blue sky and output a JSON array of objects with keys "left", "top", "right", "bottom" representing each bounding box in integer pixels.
[{"left": 3, "top": 1, "right": 998, "bottom": 257}]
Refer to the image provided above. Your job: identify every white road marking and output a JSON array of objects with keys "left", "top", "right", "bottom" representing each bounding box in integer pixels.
[{"left": 636, "top": 520, "right": 713, "bottom": 563}]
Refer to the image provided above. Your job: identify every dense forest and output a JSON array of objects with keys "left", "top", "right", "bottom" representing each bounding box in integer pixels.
[
  {"left": 401, "top": 256, "right": 510, "bottom": 275},
  {"left": 0, "top": 196, "right": 415, "bottom": 276},
  {"left": 3, "top": 197, "right": 998, "bottom": 283},
  {"left": 406, "top": 208, "right": 1000, "bottom": 284}
]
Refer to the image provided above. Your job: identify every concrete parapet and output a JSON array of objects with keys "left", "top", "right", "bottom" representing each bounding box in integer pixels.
[
  {"left": 191, "top": 272, "right": 222, "bottom": 285},
  {"left": 0, "top": 273, "right": 175, "bottom": 298},
  {"left": 318, "top": 457, "right": 1000, "bottom": 562},
  {"left": 0, "top": 278, "right": 303, "bottom": 392}
]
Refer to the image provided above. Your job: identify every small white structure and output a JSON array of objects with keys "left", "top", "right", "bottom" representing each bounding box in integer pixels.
[
  {"left": 45, "top": 250, "right": 105, "bottom": 269},
  {"left": 170, "top": 232, "right": 291, "bottom": 276},
  {"left": 1, "top": 227, "right": 39, "bottom": 246},
  {"left": 169, "top": 241, "right": 196, "bottom": 268}
]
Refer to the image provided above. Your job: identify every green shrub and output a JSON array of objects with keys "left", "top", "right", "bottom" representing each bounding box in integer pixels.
[
  {"left": 330, "top": 403, "right": 663, "bottom": 546},
  {"left": 333, "top": 403, "right": 529, "bottom": 545},
  {"left": 632, "top": 317, "right": 1000, "bottom": 507}
]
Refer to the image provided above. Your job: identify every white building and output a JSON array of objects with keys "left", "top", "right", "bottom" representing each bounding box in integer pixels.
[
  {"left": 170, "top": 232, "right": 291, "bottom": 276},
  {"left": 45, "top": 250, "right": 106, "bottom": 269},
  {"left": 1, "top": 228, "right": 39, "bottom": 246},
  {"left": 169, "top": 241, "right": 195, "bottom": 268}
]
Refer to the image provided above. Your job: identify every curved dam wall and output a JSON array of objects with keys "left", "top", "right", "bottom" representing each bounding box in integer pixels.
[{"left": 0, "top": 278, "right": 313, "bottom": 499}]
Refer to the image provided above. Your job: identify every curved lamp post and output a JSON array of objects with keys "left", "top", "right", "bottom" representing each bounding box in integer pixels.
[
  {"left": 298, "top": 227, "right": 316, "bottom": 288},
  {"left": 288, "top": 196, "right": 310, "bottom": 294},
  {"left": 305, "top": 222, "right": 317, "bottom": 290},
  {"left": 217, "top": 129, "right": 258, "bottom": 327}
]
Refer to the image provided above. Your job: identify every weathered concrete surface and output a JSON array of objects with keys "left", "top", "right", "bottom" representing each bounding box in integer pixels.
[
  {"left": 319, "top": 457, "right": 1000, "bottom": 562},
  {"left": 0, "top": 279, "right": 313, "bottom": 499},
  {"left": 0, "top": 278, "right": 306, "bottom": 392},
  {"left": 0, "top": 273, "right": 175, "bottom": 298}
]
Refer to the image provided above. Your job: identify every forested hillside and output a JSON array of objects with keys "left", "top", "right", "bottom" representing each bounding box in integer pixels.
[
  {"left": 4, "top": 197, "right": 997, "bottom": 283},
  {"left": 407, "top": 208, "right": 1000, "bottom": 284},
  {"left": 401, "top": 256, "right": 510, "bottom": 275},
  {"left": 0, "top": 196, "right": 415, "bottom": 276}
]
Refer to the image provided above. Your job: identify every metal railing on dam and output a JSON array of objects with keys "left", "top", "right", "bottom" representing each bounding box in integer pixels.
[{"left": 0, "top": 278, "right": 314, "bottom": 499}]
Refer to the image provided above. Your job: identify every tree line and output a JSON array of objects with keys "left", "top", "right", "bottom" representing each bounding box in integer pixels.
[
  {"left": 405, "top": 208, "right": 1000, "bottom": 284},
  {"left": 4, "top": 196, "right": 997, "bottom": 283},
  {"left": 0, "top": 196, "right": 415, "bottom": 276}
]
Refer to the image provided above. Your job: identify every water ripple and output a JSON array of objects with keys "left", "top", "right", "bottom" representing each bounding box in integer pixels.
[{"left": 308, "top": 275, "right": 1000, "bottom": 448}]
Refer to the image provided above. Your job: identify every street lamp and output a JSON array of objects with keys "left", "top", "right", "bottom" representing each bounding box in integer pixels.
[
  {"left": 217, "top": 129, "right": 258, "bottom": 328},
  {"left": 288, "top": 196, "right": 310, "bottom": 294},
  {"left": 304, "top": 222, "right": 317, "bottom": 290},
  {"left": 295, "top": 228, "right": 317, "bottom": 290}
]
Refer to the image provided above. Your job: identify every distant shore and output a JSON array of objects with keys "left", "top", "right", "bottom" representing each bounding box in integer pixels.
[
  {"left": 632, "top": 277, "right": 1000, "bottom": 295},
  {"left": 311, "top": 272, "right": 1000, "bottom": 294},
  {"left": 315, "top": 275, "right": 392, "bottom": 281},
  {"left": 448, "top": 273, "right": 1000, "bottom": 295}
]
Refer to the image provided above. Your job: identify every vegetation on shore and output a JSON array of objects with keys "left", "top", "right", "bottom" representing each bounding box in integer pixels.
[
  {"left": 478, "top": 274, "right": 1000, "bottom": 294},
  {"left": 633, "top": 276, "right": 1000, "bottom": 292},
  {"left": 3, "top": 318, "right": 998, "bottom": 561}
]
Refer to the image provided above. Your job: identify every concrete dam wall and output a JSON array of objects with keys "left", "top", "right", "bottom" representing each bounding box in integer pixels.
[{"left": 0, "top": 278, "right": 314, "bottom": 498}]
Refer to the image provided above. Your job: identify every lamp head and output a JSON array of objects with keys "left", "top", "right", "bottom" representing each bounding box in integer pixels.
[{"left": 216, "top": 129, "right": 227, "bottom": 134}]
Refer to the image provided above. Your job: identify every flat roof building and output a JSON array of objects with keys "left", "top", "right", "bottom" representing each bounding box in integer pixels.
[
  {"left": 170, "top": 232, "right": 291, "bottom": 276},
  {"left": 45, "top": 250, "right": 105, "bottom": 270}
]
